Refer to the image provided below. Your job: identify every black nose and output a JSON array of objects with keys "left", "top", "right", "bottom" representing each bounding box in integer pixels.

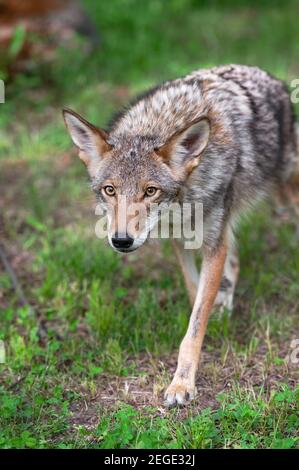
[{"left": 111, "top": 233, "right": 134, "bottom": 250}]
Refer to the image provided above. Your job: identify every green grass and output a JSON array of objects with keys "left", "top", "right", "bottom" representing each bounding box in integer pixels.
[
  {"left": 88, "top": 386, "right": 299, "bottom": 449},
  {"left": 1, "top": 384, "right": 298, "bottom": 448},
  {"left": 0, "top": 0, "right": 299, "bottom": 449}
]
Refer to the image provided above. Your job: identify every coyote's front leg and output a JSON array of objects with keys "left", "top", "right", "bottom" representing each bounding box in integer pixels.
[{"left": 165, "top": 240, "right": 227, "bottom": 407}]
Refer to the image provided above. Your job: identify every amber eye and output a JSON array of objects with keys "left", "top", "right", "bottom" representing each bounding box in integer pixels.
[
  {"left": 145, "top": 186, "right": 158, "bottom": 197},
  {"left": 103, "top": 185, "right": 116, "bottom": 196}
]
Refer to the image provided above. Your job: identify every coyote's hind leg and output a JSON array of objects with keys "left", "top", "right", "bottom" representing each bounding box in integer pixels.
[
  {"left": 172, "top": 239, "right": 199, "bottom": 306},
  {"left": 214, "top": 242, "right": 239, "bottom": 312}
]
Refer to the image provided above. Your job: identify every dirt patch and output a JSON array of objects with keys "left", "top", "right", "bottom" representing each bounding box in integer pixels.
[{"left": 67, "top": 345, "right": 298, "bottom": 428}]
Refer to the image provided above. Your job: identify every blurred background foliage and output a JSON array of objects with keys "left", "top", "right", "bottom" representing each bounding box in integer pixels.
[{"left": 1, "top": 0, "right": 299, "bottom": 104}]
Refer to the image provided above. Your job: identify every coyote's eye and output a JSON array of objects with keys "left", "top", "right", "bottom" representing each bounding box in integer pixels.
[
  {"left": 103, "top": 185, "right": 116, "bottom": 196},
  {"left": 145, "top": 186, "right": 158, "bottom": 197}
]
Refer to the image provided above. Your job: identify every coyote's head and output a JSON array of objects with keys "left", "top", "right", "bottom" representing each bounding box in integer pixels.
[{"left": 63, "top": 108, "right": 209, "bottom": 252}]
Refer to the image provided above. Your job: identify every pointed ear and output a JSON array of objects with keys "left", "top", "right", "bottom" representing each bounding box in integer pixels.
[
  {"left": 62, "top": 108, "right": 111, "bottom": 171},
  {"left": 157, "top": 118, "right": 210, "bottom": 174}
]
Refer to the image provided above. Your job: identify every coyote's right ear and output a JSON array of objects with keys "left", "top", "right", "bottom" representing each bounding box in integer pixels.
[
  {"left": 62, "top": 109, "right": 112, "bottom": 173},
  {"left": 156, "top": 118, "right": 210, "bottom": 175}
]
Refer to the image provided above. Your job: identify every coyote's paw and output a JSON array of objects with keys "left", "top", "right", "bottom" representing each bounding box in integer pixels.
[
  {"left": 164, "top": 378, "right": 197, "bottom": 408},
  {"left": 214, "top": 290, "right": 234, "bottom": 313}
]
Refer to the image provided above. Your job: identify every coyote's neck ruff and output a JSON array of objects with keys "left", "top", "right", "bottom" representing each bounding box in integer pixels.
[{"left": 63, "top": 65, "right": 298, "bottom": 407}]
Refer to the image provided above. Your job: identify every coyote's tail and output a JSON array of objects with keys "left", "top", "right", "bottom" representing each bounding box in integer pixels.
[
  {"left": 294, "top": 123, "right": 299, "bottom": 179},
  {"left": 275, "top": 122, "right": 299, "bottom": 215},
  {"left": 281, "top": 123, "right": 299, "bottom": 217}
]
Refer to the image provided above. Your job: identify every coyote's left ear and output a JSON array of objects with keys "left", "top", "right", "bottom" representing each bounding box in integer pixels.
[
  {"left": 157, "top": 118, "right": 210, "bottom": 174},
  {"left": 63, "top": 108, "right": 112, "bottom": 174}
]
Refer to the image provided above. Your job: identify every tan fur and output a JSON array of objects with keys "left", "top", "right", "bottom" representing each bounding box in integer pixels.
[{"left": 165, "top": 240, "right": 227, "bottom": 406}]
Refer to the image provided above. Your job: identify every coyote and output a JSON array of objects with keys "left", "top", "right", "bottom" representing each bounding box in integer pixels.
[{"left": 63, "top": 65, "right": 299, "bottom": 407}]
